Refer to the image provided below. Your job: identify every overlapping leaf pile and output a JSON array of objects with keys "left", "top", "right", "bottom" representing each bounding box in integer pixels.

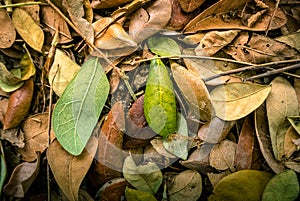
[{"left": 0, "top": 0, "right": 300, "bottom": 200}]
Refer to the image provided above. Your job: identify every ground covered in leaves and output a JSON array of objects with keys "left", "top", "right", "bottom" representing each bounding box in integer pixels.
[{"left": 0, "top": 0, "right": 300, "bottom": 200}]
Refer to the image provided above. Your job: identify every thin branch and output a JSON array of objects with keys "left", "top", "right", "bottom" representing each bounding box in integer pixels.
[
  {"left": 0, "top": 1, "right": 45, "bottom": 9},
  {"left": 265, "top": 0, "right": 280, "bottom": 36}
]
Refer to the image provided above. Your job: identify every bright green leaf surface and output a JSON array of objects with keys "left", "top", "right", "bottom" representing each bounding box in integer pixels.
[
  {"left": 144, "top": 58, "right": 177, "bottom": 137},
  {"left": 147, "top": 36, "right": 181, "bottom": 56},
  {"left": 262, "top": 170, "right": 299, "bottom": 201},
  {"left": 52, "top": 57, "right": 109, "bottom": 156},
  {"left": 125, "top": 188, "right": 158, "bottom": 201}
]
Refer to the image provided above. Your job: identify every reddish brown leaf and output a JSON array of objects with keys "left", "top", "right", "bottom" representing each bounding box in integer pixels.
[
  {"left": 95, "top": 178, "right": 128, "bottom": 201},
  {"left": 234, "top": 116, "right": 255, "bottom": 170},
  {"left": 178, "top": 0, "right": 205, "bottom": 13},
  {"left": 0, "top": 8, "right": 16, "bottom": 48},
  {"left": 129, "top": 95, "right": 146, "bottom": 128},
  {"left": 3, "top": 78, "right": 34, "bottom": 130}
]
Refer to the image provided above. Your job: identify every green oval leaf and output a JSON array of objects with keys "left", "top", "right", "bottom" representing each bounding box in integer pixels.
[
  {"left": 125, "top": 188, "right": 158, "bottom": 201},
  {"left": 147, "top": 36, "right": 181, "bottom": 56},
  {"left": 262, "top": 170, "right": 299, "bottom": 201},
  {"left": 52, "top": 57, "right": 109, "bottom": 155},
  {"left": 144, "top": 58, "right": 177, "bottom": 137},
  {"left": 210, "top": 82, "right": 271, "bottom": 121}
]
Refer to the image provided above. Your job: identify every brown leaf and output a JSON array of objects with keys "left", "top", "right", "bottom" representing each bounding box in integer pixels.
[
  {"left": 129, "top": 0, "right": 172, "bottom": 43},
  {"left": 47, "top": 137, "right": 98, "bottom": 201},
  {"left": 91, "top": 0, "right": 133, "bottom": 9},
  {"left": 3, "top": 78, "right": 34, "bottom": 130},
  {"left": 0, "top": 98, "right": 8, "bottom": 125},
  {"left": 13, "top": 0, "right": 40, "bottom": 23},
  {"left": 178, "top": 0, "right": 205, "bottom": 13},
  {"left": 1, "top": 128, "right": 25, "bottom": 148},
  {"left": 184, "top": 0, "right": 287, "bottom": 33},
  {"left": 19, "top": 113, "right": 49, "bottom": 162},
  {"left": 129, "top": 95, "right": 146, "bottom": 128},
  {"left": 0, "top": 8, "right": 16, "bottom": 48},
  {"left": 234, "top": 116, "right": 255, "bottom": 170},
  {"left": 295, "top": 69, "right": 300, "bottom": 112},
  {"left": 92, "top": 101, "right": 125, "bottom": 188},
  {"left": 95, "top": 178, "right": 128, "bottom": 201},
  {"left": 284, "top": 126, "right": 300, "bottom": 159},
  {"left": 3, "top": 154, "right": 40, "bottom": 197}
]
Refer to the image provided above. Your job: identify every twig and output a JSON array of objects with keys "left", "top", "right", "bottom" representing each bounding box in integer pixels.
[
  {"left": 265, "top": 0, "right": 280, "bottom": 36},
  {"left": 0, "top": 1, "right": 44, "bottom": 9}
]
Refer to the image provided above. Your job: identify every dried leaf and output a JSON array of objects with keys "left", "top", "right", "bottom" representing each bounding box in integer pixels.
[
  {"left": 210, "top": 82, "right": 271, "bottom": 121},
  {"left": 147, "top": 36, "right": 181, "bottom": 56},
  {"left": 209, "top": 140, "right": 236, "bottom": 171},
  {"left": 1, "top": 128, "right": 25, "bottom": 148},
  {"left": 184, "top": 0, "right": 287, "bottom": 33},
  {"left": 0, "top": 142, "right": 7, "bottom": 197},
  {"left": 19, "top": 51, "right": 36, "bottom": 81},
  {"left": 171, "top": 62, "right": 214, "bottom": 121},
  {"left": 178, "top": 0, "right": 205, "bottom": 13},
  {"left": 52, "top": 57, "right": 109, "bottom": 156},
  {"left": 284, "top": 126, "right": 299, "bottom": 159},
  {"left": 0, "top": 61, "right": 22, "bottom": 87},
  {"left": 262, "top": 170, "right": 299, "bottom": 201},
  {"left": 150, "top": 138, "right": 177, "bottom": 159},
  {"left": 47, "top": 137, "right": 98, "bottom": 201},
  {"left": 3, "top": 155, "right": 40, "bottom": 197},
  {"left": 49, "top": 49, "right": 81, "bottom": 97},
  {"left": 129, "top": 0, "right": 172, "bottom": 43},
  {"left": 91, "top": 0, "right": 132, "bottom": 9},
  {"left": 266, "top": 76, "right": 299, "bottom": 160},
  {"left": 12, "top": 8, "right": 44, "bottom": 52},
  {"left": 276, "top": 32, "right": 300, "bottom": 51},
  {"left": 3, "top": 78, "right": 34, "bottom": 130},
  {"left": 0, "top": 8, "right": 16, "bottom": 48},
  {"left": 144, "top": 58, "right": 177, "bottom": 137},
  {"left": 125, "top": 187, "right": 158, "bottom": 201},
  {"left": 209, "top": 170, "right": 272, "bottom": 201},
  {"left": 95, "top": 178, "right": 128, "bottom": 201},
  {"left": 19, "top": 113, "right": 49, "bottom": 162},
  {"left": 123, "top": 155, "right": 163, "bottom": 194},
  {"left": 168, "top": 170, "right": 202, "bottom": 201},
  {"left": 288, "top": 116, "right": 300, "bottom": 135}
]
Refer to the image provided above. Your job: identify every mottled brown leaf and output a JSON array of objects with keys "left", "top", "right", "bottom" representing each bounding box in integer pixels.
[
  {"left": 0, "top": 8, "right": 16, "bottom": 48},
  {"left": 91, "top": 0, "right": 132, "bottom": 9},
  {"left": 178, "top": 0, "right": 205, "bottom": 13},
  {"left": 95, "top": 178, "right": 128, "bottom": 201}
]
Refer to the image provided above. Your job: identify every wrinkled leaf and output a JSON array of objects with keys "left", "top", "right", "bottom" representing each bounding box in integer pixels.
[
  {"left": 0, "top": 8, "right": 16, "bottom": 48},
  {"left": 266, "top": 76, "right": 299, "bottom": 160},
  {"left": 210, "top": 82, "right": 271, "bottom": 121},
  {"left": 147, "top": 36, "right": 181, "bottom": 56},
  {"left": 3, "top": 155, "right": 40, "bottom": 198},
  {"left": 3, "top": 78, "right": 34, "bottom": 130},
  {"left": 178, "top": 0, "right": 205, "bottom": 13},
  {"left": 52, "top": 57, "right": 109, "bottom": 156},
  {"left": 49, "top": 49, "right": 81, "bottom": 96},
  {"left": 125, "top": 187, "right": 158, "bottom": 201},
  {"left": 171, "top": 62, "right": 213, "bottom": 121},
  {"left": 47, "top": 137, "right": 98, "bottom": 201},
  {"left": 12, "top": 8, "right": 44, "bottom": 52},
  {"left": 144, "top": 58, "right": 177, "bottom": 137},
  {"left": 209, "top": 170, "right": 272, "bottom": 201},
  {"left": 288, "top": 116, "right": 300, "bottom": 135},
  {"left": 168, "top": 170, "right": 202, "bottom": 201},
  {"left": 262, "top": 170, "right": 299, "bottom": 201},
  {"left": 123, "top": 155, "right": 163, "bottom": 194}
]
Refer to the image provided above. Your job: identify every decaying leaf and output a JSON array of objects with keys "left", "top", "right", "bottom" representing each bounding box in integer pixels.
[
  {"left": 129, "top": 0, "right": 172, "bottom": 43},
  {"left": 284, "top": 126, "right": 300, "bottom": 159},
  {"left": 168, "top": 170, "right": 202, "bottom": 201},
  {"left": 210, "top": 82, "right": 271, "bottom": 121},
  {"left": 3, "top": 78, "right": 34, "bottom": 130},
  {"left": 209, "top": 170, "right": 273, "bottom": 201},
  {"left": 147, "top": 36, "right": 181, "bottom": 56},
  {"left": 171, "top": 62, "right": 214, "bottom": 121},
  {"left": 125, "top": 187, "right": 158, "bottom": 201},
  {"left": 178, "top": 0, "right": 205, "bottom": 13},
  {"left": 276, "top": 32, "right": 300, "bottom": 51},
  {"left": 0, "top": 141, "right": 7, "bottom": 198},
  {"left": 95, "top": 178, "right": 128, "bottom": 201},
  {"left": 3, "top": 154, "right": 40, "bottom": 198},
  {"left": 49, "top": 49, "right": 81, "bottom": 96},
  {"left": 123, "top": 155, "right": 163, "bottom": 194},
  {"left": 91, "top": 0, "right": 133, "bottom": 9},
  {"left": 0, "top": 61, "right": 23, "bottom": 90},
  {"left": 288, "top": 116, "right": 300, "bottom": 135},
  {"left": 12, "top": 8, "right": 44, "bottom": 52},
  {"left": 47, "top": 137, "right": 98, "bottom": 201},
  {"left": 0, "top": 8, "right": 16, "bottom": 48},
  {"left": 266, "top": 76, "right": 299, "bottom": 160},
  {"left": 19, "top": 51, "right": 36, "bottom": 81}
]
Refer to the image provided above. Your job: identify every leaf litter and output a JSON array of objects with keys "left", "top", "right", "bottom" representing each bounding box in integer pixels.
[{"left": 0, "top": 0, "right": 300, "bottom": 200}]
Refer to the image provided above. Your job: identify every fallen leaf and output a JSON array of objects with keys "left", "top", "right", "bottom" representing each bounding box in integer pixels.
[
  {"left": 0, "top": 142, "right": 7, "bottom": 197},
  {"left": 209, "top": 140, "right": 236, "bottom": 171},
  {"left": 52, "top": 57, "right": 109, "bottom": 156},
  {"left": 266, "top": 76, "right": 299, "bottom": 160},
  {"left": 147, "top": 36, "right": 181, "bottom": 56},
  {"left": 49, "top": 49, "right": 81, "bottom": 96},
  {"left": 276, "top": 32, "right": 300, "bottom": 51},
  {"left": 12, "top": 8, "right": 44, "bottom": 52},
  {"left": 19, "top": 51, "right": 36, "bottom": 81},
  {"left": 171, "top": 62, "right": 214, "bottom": 121},
  {"left": 210, "top": 82, "right": 271, "bottom": 121},
  {"left": 144, "top": 58, "right": 177, "bottom": 137},
  {"left": 150, "top": 138, "right": 177, "bottom": 159},
  {"left": 262, "top": 170, "right": 299, "bottom": 201},
  {"left": 0, "top": 98, "right": 8, "bottom": 124},
  {"left": 168, "top": 170, "right": 202, "bottom": 201},
  {"left": 91, "top": 0, "right": 133, "bottom": 9},
  {"left": 178, "top": 0, "right": 205, "bottom": 13},
  {"left": 288, "top": 116, "right": 300, "bottom": 135},
  {"left": 47, "top": 137, "right": 98, "bottom": 201},
  {"left": 3, "top": 78, "right": 34, "bottom": 130},
  {"left": 0, "top": 8, "right": 16, "bottom": 48},
  {"left": 3, "top": 154, "right": 40, "bottom": 198},
  {"left": 123, "top": 155, "right": 163, "bottom": 194},
  {"left": 125, "top": 187, "right": 158, "bottom": 201},
  {"left": 1, "top": 128, "right": 25, "bottom": 148},
  {"left": 129, "top": 0, "right": 172, "bottom": 43},
  {"left": 94, "top": 178, "right": 128, "bottom": 201},
  {"left": 0, "top": 61, "right": 22, "bottom": 87},
  {"left": 209, "top": 170, "right": 273, "bottom": 201},
  {"left": 207, "top": 170, "right": 231, "bottom": 188}
]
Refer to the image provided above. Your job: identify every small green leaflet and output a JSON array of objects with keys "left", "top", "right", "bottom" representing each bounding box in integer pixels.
[
  {"left": 52, "top": 57, "right": 109, "bottom": 156},
  {"left": 147, "top": 36, "right": 181, "bottom": 56},
  {"left": 144, "top": 58, "right": 177, "bottom": 137}
]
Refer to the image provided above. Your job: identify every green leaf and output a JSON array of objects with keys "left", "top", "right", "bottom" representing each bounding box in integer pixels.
[
  {"left": 20, "top": 51, "right": 36, "bottom": 81},
  {"left": 144, "top": 58, "right": 177, "bottom": 137},
  {"left": 163, "top": 113, "right": 189, "bottom": 160},
  {"left": 262, "top": 170, "right": 299, "bottom": 201},
  {"left": 288, "top": 116, "right": 300, "bottom": 135},
  {"left": 0, "top": 63, "right": 24, "bottom": 92},
  {"left": 147, "top": 36, "right": 181, "bottom": 56},
  {"left": 125, "top": 188, "right": 158, "bottom": 201},
  {"left": 123, "top": 155, "right": 163, "bottom": 194},
  {"left": 52, "top": 57, "right": 109, "bottom": 156},
  {"left": 210, "top": 82, "right": 271, "bottom": 121},
  {"left": 0, "top": 142, "right": 7, "bottom": 197}
]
